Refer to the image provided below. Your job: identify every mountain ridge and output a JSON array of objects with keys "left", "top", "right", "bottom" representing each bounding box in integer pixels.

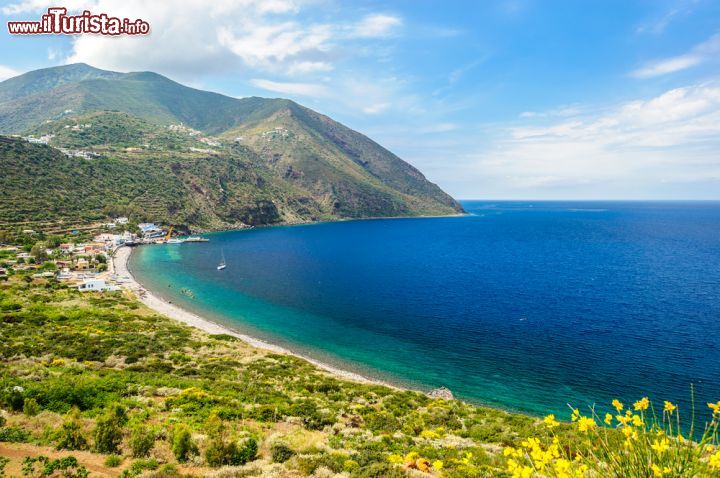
[{"left": 0, "top": 64, "right": 463, "bottom": 230}]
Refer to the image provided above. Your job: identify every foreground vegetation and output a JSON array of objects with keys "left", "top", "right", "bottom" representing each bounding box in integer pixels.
[{"left": 0, "top": 270, "right": 718, "bottom": 476}]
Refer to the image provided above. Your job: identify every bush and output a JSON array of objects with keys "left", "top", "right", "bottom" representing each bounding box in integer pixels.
[
  {"left": 93, "top": 406, "right": 126, "bottom": 454},
  {"left": 0, "top": 426, "right": 31, "bottom": 442},
  {"left": 23, "top": 397, "right": 41, "bottom": 416},
  {"left": 55, "top": 410, "right": 88, "bottom": 450},
  {"left": 0, "top": 456, "right": 8, "bottom": 478},
  {"left": 128, "top": 426, "right": 155, "bottom": 458},
  {"left": 171, "top": 425, "right": 197, "bottom": 463},
  {"left": 270, "top": 442, "right": 295, "bottom": 463},
  {"left": 104, "top": 455, "right": 123, "bottom": 467},
  {"left": 118, "top": 458, "right": 159, "bottom": 478},
  {"left": 204, "top": 437, "right": 257, "bottom": 467},
  {"left": 21, "top": 456, "right": 89, "bottom": 478}
]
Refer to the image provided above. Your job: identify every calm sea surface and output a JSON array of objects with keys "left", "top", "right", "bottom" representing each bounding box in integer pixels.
[{"left": 129, "top": 201, "right": 720, "bottom": 419}]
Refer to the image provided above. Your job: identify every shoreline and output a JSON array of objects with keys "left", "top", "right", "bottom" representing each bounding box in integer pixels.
[{"left": 112, "top": 246, "right": 403, "bottom": 390}]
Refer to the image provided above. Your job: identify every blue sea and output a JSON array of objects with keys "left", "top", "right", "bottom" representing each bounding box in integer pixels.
[{"left": 129, "top": 201, "right": 720, "bottom": 420}]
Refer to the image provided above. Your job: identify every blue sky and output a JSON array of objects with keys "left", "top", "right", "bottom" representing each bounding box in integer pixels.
[{"left": 2, "top": 0, "right": 720, "bottom": 199}]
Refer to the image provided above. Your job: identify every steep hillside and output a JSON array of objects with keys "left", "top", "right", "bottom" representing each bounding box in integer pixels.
[{"left": 0, "top": 64, "right": 463, "bottom": 229}]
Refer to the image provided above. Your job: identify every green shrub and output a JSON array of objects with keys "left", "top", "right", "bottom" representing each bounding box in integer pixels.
[
  {"left": 55, "top": 410, "right": 88, "bottom": 451},
  {"left": 23, "top": 397, "right": 41, "bottom": 416},
  {"left": 21, "top": 456, "right": 89, "bottom": 478},
  {"left": 118, "top": 458, "right": 159, "bottom": 478},
  {"left": 128, "top": 426, "right": 155, "bottom": 458},
  {"left": 171, "top": 425, "right": 197, "bottom": 463},
  {"left": 104, "top": 455, "right": 123, "bottom": 467},
  {"left": 93, "top": 406, "right": 126, "bottom": 454},
  {"left": 270, "top": 442, "right": 294, "bottom": 463},
  {"left": 0, "top": 426, "right": 31, "bottom": 442},
  {"left": 204, "top": 437, "right": 257, "bottom": 467},
  {"left": 0, "top": 456, "right": 8, "bottom": 478}
]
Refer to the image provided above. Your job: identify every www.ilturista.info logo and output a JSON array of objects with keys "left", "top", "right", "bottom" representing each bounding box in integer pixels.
[{"left": 7, "top": 7, "right": 150, "bottom": 35}]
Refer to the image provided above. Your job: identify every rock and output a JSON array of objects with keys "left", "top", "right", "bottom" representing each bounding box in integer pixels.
[{"left": 427, "top": 387, "right": 454, "bottom": 400}]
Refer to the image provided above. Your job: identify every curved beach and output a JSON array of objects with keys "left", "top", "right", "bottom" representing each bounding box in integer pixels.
[{"left": 112, "top": 246, "right": 400, "bottom": 389}]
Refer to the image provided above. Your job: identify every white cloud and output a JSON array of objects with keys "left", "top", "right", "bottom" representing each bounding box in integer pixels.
[
  {"left": 631, "top": 33, "right": 720, "bottom": 78},
  {"left": 250, "top": 78, "right": 329, "bottom": 97},
  {"left": 0, "top": 65, "right": 20, "bottom": 81},
  {"left": 362, "top": 102, "right": 391, "bottom": 114},
  {"left": 457, "top": 83, "right": 720, "bottom": 198},
  {"left": 350, "top": 14, "right": 402, "bottom": 38},
  {"left": 2, "top": 0, "right": 403, "bottom": 80},
  {"left": 287, "top": 61, "right": 333, "bottom": 75}
]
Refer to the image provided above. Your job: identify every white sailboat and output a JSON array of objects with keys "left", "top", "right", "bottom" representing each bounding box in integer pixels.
[{"left": 217, "top": 249, "right": 226, "bottom": 270}]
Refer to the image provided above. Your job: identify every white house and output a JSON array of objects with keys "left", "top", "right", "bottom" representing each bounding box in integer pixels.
[
  {"left": 77, "top": 279, "right": 119, "bottom": 292},
  {"left": 115, "top": 217, "right": 129, "bottom": 225}
]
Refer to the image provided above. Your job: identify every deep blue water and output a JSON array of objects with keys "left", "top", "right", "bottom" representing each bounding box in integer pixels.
[{"left": 129, "top": 201, "right": 720, "bottom": 420}]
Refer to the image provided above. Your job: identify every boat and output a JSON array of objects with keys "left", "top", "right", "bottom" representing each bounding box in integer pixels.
[
  {"left": 217, "top": 249, "right": 226, "bottom": 270},
  {"left": 166, "top": 238, "right": 184, "bottom": 244},
  {"left": 185, "top": 236, "right": 209, "bottom": 243}
]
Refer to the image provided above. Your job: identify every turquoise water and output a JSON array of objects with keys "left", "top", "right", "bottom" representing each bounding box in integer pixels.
[{"left": 129, "top": 201, "right": 720, "bottom": 419}]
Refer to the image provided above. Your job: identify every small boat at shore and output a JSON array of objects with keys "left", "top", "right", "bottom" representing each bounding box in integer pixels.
[{"left": 185, "top": 236, "right": 209, "bottom": 242}]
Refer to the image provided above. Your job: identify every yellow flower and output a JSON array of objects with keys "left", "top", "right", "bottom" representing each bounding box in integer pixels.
[
  {"left": 651, "top": 437, "right": 670, "bottom": 455},
  {"left": 709, "top": 450, "right": 720, "bottom": 469},
  {"left": 432, "top": 460, "right": 443, "bottom": 470},
  {"left": 663, "top": 401, "right": 676, "bottom": 414},
  {"left": 652, "top": 464, "right": 671, "bottom": 476},
  {"left": 570, "top": 408, "right": 580, "bottom": 422},
  {"left": 544, "top": 414, "right": 560, "bottom": 428},
  {"left": 507, "top": 459, "right": 534, "bottom": 478},
  {"left": 631, "top": 414, "right": 644, "bottom": 427},
  {"left": 577, "top": 416, "right": 597, "bottom": 432},
  {"left": 612, "top": 399, "right": 624, "bottom": 411},
  {"left": 708, "top": 401, "right": 720, "bottom": 416},
  {"left": 604, "top": 413, "right": 613, "bottom": 425},
  {"left": 387, "top": 454, "right": 403, "bottom": 464},
  {"left": 634, "top": 397, "right": 650, "bottom": 411}
]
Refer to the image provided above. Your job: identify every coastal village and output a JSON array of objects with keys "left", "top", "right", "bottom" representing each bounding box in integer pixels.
[{"left": 0, "top": 217, "right": 207, "bottom": 293}]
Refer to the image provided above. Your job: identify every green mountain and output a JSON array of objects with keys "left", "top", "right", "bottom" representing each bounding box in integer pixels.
[{"left": 0, "top": 64, "right": 462, "bottom": 230}]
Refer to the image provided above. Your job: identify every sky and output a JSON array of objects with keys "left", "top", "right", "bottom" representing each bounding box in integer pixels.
[{"left": 1, "top": 0, "right": 720, "bottom": 199}]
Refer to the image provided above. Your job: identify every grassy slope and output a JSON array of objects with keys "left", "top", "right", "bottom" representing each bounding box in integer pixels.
[
  {"left": 0, "top": 107, "right": 460, "bottom": 230},
  {"left": 0, "top": 276, "right": 567, "bottom": 478}
]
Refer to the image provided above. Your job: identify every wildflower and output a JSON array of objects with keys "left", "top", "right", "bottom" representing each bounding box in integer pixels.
[
  {"left": 432, "top": 460, "right": 443, "bottom": 470},
  {"left": 709, "top": 450, "right": 720, "bottom": 469},
  {"left": 631, "top": 414, "right": 644, "bottom": 427},
  {"left": 577, "top": 416, "right": 597, "bottom": 432},
  {"left": 544, "top": 414, "right": 560, "bottom": 428},
  {"left": 507, "top": 459, "right": 534, "bottom": 478},
  {"left": 387, "top": 454, "right": 403, "bottom": 464},
  {"left": 651, "top": 437, "right": 670, "bottom": 454},
  {"left": 634, "top": 397, "right": 650, "bottom": 411},
  {"left": 709, "top": 401, "right": 720, "bottom": 416},
  {"left": 570, "top": 408, "right": 580, "bottom": 422},
  {"left": 604, "top": 413, "right": 613, "bottom": 425},
  {"left": 612, "top": 399, "right": 624, "bottom": 411},
  {"left": 651, "top": 464, "right": 671, "bottom": 476},
  {"left": 663, "top": 401, "right": 676, "bottom": 414}
]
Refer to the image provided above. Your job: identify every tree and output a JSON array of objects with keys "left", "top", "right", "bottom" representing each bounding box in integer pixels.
[{"left": 30, "top": 242, "right": 48, "bottom": 263}]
